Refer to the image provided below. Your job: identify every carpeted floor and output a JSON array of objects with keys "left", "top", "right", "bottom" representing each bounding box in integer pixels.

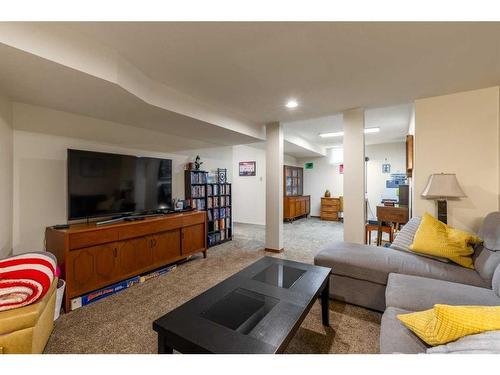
[{"left": 45, "top": 218, "right": 381, "bottom": 354}]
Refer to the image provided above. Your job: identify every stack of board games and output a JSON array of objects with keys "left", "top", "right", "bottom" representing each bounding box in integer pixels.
[{"left": 70, "top": 265, "right": 176, "bottom": 311}]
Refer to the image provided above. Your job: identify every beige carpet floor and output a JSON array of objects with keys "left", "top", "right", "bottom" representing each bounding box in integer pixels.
[{"left": 45, "top": 218, "right": 381, "bottom": 354}]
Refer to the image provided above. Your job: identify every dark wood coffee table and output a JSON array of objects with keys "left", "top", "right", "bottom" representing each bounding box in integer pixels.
[{"left": 152, "top": 256, "right": 331, "bottom": 354}]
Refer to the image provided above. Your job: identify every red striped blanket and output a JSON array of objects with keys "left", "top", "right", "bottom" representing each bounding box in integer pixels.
[{"left": 0, "top": 252, "right": 57, "bottom": 312}]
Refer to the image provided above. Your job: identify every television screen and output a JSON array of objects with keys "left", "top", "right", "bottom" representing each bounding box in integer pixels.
[{"left": 67, "top": 149, "right": 172, "bottom": 220}]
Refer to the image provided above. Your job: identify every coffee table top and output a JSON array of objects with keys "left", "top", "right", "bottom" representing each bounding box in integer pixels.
[{"left": 153, "top": 256, "right": 330, "bottom": 353}]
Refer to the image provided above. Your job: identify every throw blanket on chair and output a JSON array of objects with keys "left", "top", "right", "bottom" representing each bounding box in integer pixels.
[{"left": 0, "top": 252, "right": 57, "bottom": 311}]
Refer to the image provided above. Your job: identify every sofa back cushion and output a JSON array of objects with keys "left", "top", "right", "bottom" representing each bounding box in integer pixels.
[
  {"left": 493, "top": 263, "right": 500, "bottom": 297},
  {"left": 478, "top": 212, "right": 500, "bottom": 251},
  {"left": 474, "top": 212, "right": 500, "bottom": 286},
  {"left": 474, "top": 245, "right": 500, "bottom": 287}
]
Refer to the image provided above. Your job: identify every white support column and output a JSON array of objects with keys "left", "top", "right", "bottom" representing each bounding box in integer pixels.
[
  {"left": 343, "top": 108, "right": 365, "bottom": 244},
  {"left": 265, "top": 121, "right": 284, "bottom": 252}
]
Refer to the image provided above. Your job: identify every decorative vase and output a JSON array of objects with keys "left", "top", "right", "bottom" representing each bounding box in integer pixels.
[{"left": 325, "top": 190, "right": 331, "bottom": 198}]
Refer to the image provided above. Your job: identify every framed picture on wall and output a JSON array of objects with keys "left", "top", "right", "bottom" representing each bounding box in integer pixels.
[{"left": 239, "top": 161, "right": 256, "bottom": 176}]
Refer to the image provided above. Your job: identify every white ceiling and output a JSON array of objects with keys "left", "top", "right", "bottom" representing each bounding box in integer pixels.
[
  {"left": 0, "top": 42, "right": 261, "bottom": 152},
  {"left": 65, "top": 22, "right": 500, "bottom": 123},
  {"left": 1, "top": 22, "right": 500, "bottom": 155},
  {"left": 284, "top": 103, "right": 413, "bottom": 147}
]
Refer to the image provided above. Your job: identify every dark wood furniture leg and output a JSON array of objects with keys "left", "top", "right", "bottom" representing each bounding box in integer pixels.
[
  {"left": 203, "top": 250, "right": 207, "bottom": 259},
  {"left": 321, "top": 280, "right": 330, "bottom": 326},
  {"left": 377, "top": 220, "right": 383, "bottom": 246},
  {"left": 158, "top": 332, "right": 174, "bottom": 354}
]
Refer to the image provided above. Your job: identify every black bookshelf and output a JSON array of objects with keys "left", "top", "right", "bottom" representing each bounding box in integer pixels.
[
  {"left": 206, "top": 182, "right": 232, "bottom": 247},
  {"left": 184, "top": 170, "right": 232, "bottom": 248},
  {"left": 184, "top": 170, "right": 208, "bottom": 210}
]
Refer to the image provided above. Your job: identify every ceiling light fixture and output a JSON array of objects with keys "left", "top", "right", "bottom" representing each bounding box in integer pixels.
[
  {"left": 285, "top": 99, "right": 298, "bottom": 109},
  {"left": 319, "top": 127, "right": 380, "bottom": 138},
  {"left": 319, "top": 131, "right": 344, "bottom": 138}
]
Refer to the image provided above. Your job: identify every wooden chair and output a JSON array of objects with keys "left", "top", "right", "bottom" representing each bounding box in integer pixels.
[
  {"left": 375, "top": 205, "right": 409, "bottom": 246},
  {"left": 365, "top": 223, "right": 393, "bottom": 245}
]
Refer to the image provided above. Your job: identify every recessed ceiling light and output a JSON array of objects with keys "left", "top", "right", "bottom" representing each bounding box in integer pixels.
[
  {"left": 285, "top": 99, "right": 298, "bottom": 109},
  {"left": 319, "top": 127, "right": 381, "bottom": 138},
  {"left": 319, "top": 131, "right": 344, "bottom": 138}
]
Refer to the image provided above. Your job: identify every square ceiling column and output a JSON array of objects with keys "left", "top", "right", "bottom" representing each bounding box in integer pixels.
[
  {"left": 265, "top": 121, "right": 284, "bottom": 252},
  {"left": 343, "top": 108, "right": 366, "bottom": 244}
]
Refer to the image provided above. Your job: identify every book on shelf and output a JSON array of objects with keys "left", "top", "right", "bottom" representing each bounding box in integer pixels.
[
  {"left": 192, "top": 198, "right": 206, "bottom": 210},
  {"left": 191, "top": 185, "right": 205, "bottom": 198},
  {"left": 190, "top": 171, "right": 207, "bottom": 184}
]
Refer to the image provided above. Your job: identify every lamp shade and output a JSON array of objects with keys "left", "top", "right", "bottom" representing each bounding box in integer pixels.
[{"left": 421, "top": 173, "right": 466, "bottom": 199}]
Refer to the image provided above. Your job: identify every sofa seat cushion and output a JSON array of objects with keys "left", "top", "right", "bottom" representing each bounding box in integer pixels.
[
  {"left": 386, "top": 273, "right": 500, "bottom": 311},
  {"left": 314, "top": 241, "right": 487, "bottom": 287},
  {"left": 380, "top": 307, "right": 428, "bottom": 354}
]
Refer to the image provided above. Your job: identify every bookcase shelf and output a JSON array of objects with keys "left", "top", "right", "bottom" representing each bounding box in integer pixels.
[{"left": 184, "top": 170, "right": 232, "bottom": 248}]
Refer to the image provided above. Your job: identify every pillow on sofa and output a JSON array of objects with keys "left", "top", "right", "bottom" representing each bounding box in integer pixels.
[
  {"left": 493, "top": 262, "right": 500, "bottom": 297},
  {"left": 410, "top": 213, "right": 482, "bottom": 269},
  {"left": 398, "top": 304, "right": 500, "bottom": 346},
  {"left": 390, "top": 217, "right": 450, "bottom": 263},
  {"left": 427, "top": 330, "right": 500, "bottom": 354}
]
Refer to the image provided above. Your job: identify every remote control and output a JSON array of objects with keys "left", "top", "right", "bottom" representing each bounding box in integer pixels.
[{"left": 53, "top": 224, "right": 70, "bottom": 230}]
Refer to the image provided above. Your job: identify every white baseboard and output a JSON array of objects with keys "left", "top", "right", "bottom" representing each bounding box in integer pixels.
[{"left": 233, "top": 220, "right": 265, "bottom": 226}]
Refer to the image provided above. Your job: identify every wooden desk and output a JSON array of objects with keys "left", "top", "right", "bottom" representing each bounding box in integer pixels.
[{"left": 376, "top": 205, "right": 409, "bottom": 246}]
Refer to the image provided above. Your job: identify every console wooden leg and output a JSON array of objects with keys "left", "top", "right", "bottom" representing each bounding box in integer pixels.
[
  {"left": 203, "top": 250, "right": 207, "bottom": 259},
  {"left": 321, "top": 280, "right": 330, "bottom": 326}
]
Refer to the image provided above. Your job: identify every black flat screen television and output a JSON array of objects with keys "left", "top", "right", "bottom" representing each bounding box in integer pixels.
[{"left": 67, "top": 149, "right": 172, "bottom": 220}]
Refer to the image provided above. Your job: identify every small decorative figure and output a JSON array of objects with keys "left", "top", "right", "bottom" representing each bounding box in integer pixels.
[{"left": 194, "top": 155, "right": 203, "bottom": 170}]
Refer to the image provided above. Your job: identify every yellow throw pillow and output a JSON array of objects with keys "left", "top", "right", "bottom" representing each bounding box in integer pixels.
[
  {"left": 409, "top": 212, "right": 481, "bottom": 268},
  {"left": 398, "top": 304, "right": 500, "bottom": 346}
]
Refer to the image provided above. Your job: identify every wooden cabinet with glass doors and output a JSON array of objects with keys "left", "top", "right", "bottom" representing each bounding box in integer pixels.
[{"left": 283, "top": 165, "right": 310, "bottom": 222}]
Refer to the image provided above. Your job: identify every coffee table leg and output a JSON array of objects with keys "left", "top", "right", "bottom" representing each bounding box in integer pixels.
[
  {"left": 321, "top": 280, "right": 330, "bottom": 326},
  {"left": 158, "top": 332, "right": 173, "bottom": 354}
]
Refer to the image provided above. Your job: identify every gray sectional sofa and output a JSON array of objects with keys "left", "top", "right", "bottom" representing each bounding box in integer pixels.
[{"left": 314, "top": 212, "right": 500, "bottom": 354}]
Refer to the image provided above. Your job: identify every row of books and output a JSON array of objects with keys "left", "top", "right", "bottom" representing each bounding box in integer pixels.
[
  {"left": 207, "top": 207, "right": 231, "bottom": 221},
  {"left": 208, "top": 229, "right": 230, "bottom": 246},
  {"left": 191, "top": 198, "right": 206, "bottom": 210},
  {"left": 212, "top": 217, "right": 231, "bottom": 231},
  {"left": 207, "top": 195, "right": 231, "bottom": 208},
  {"left": 190, "top": 172, "right": 207, "bottom": 184},
  {"left": 207, "top": 184, "right": 231, "bottom": 196},
  {"left": 191, "top": 185, "right": 206, "bottom": 198}
]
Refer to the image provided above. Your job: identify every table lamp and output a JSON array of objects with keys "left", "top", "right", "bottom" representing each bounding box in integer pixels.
[{"left": 421, "top": 173, "right": 466, "bottom": 224}]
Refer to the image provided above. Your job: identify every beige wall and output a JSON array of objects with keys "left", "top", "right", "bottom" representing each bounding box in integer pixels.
[
  {"left": 231, "top": 145, "right": 297, "bottom": 226},
  {"left": 232, "top": 145, "right": 266, "bottom": 225},
  {"left": 0, "top": 94, "right": 13, "bottom": 258},
  {"left": 365, "top": 142, "right": 406, "bottom": 220},
  {"left": 12, "top": 104, "right": 234, "bottom": 254},
  {"left": 414, "top": 86, "right": 500, "bottom": 233}
]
